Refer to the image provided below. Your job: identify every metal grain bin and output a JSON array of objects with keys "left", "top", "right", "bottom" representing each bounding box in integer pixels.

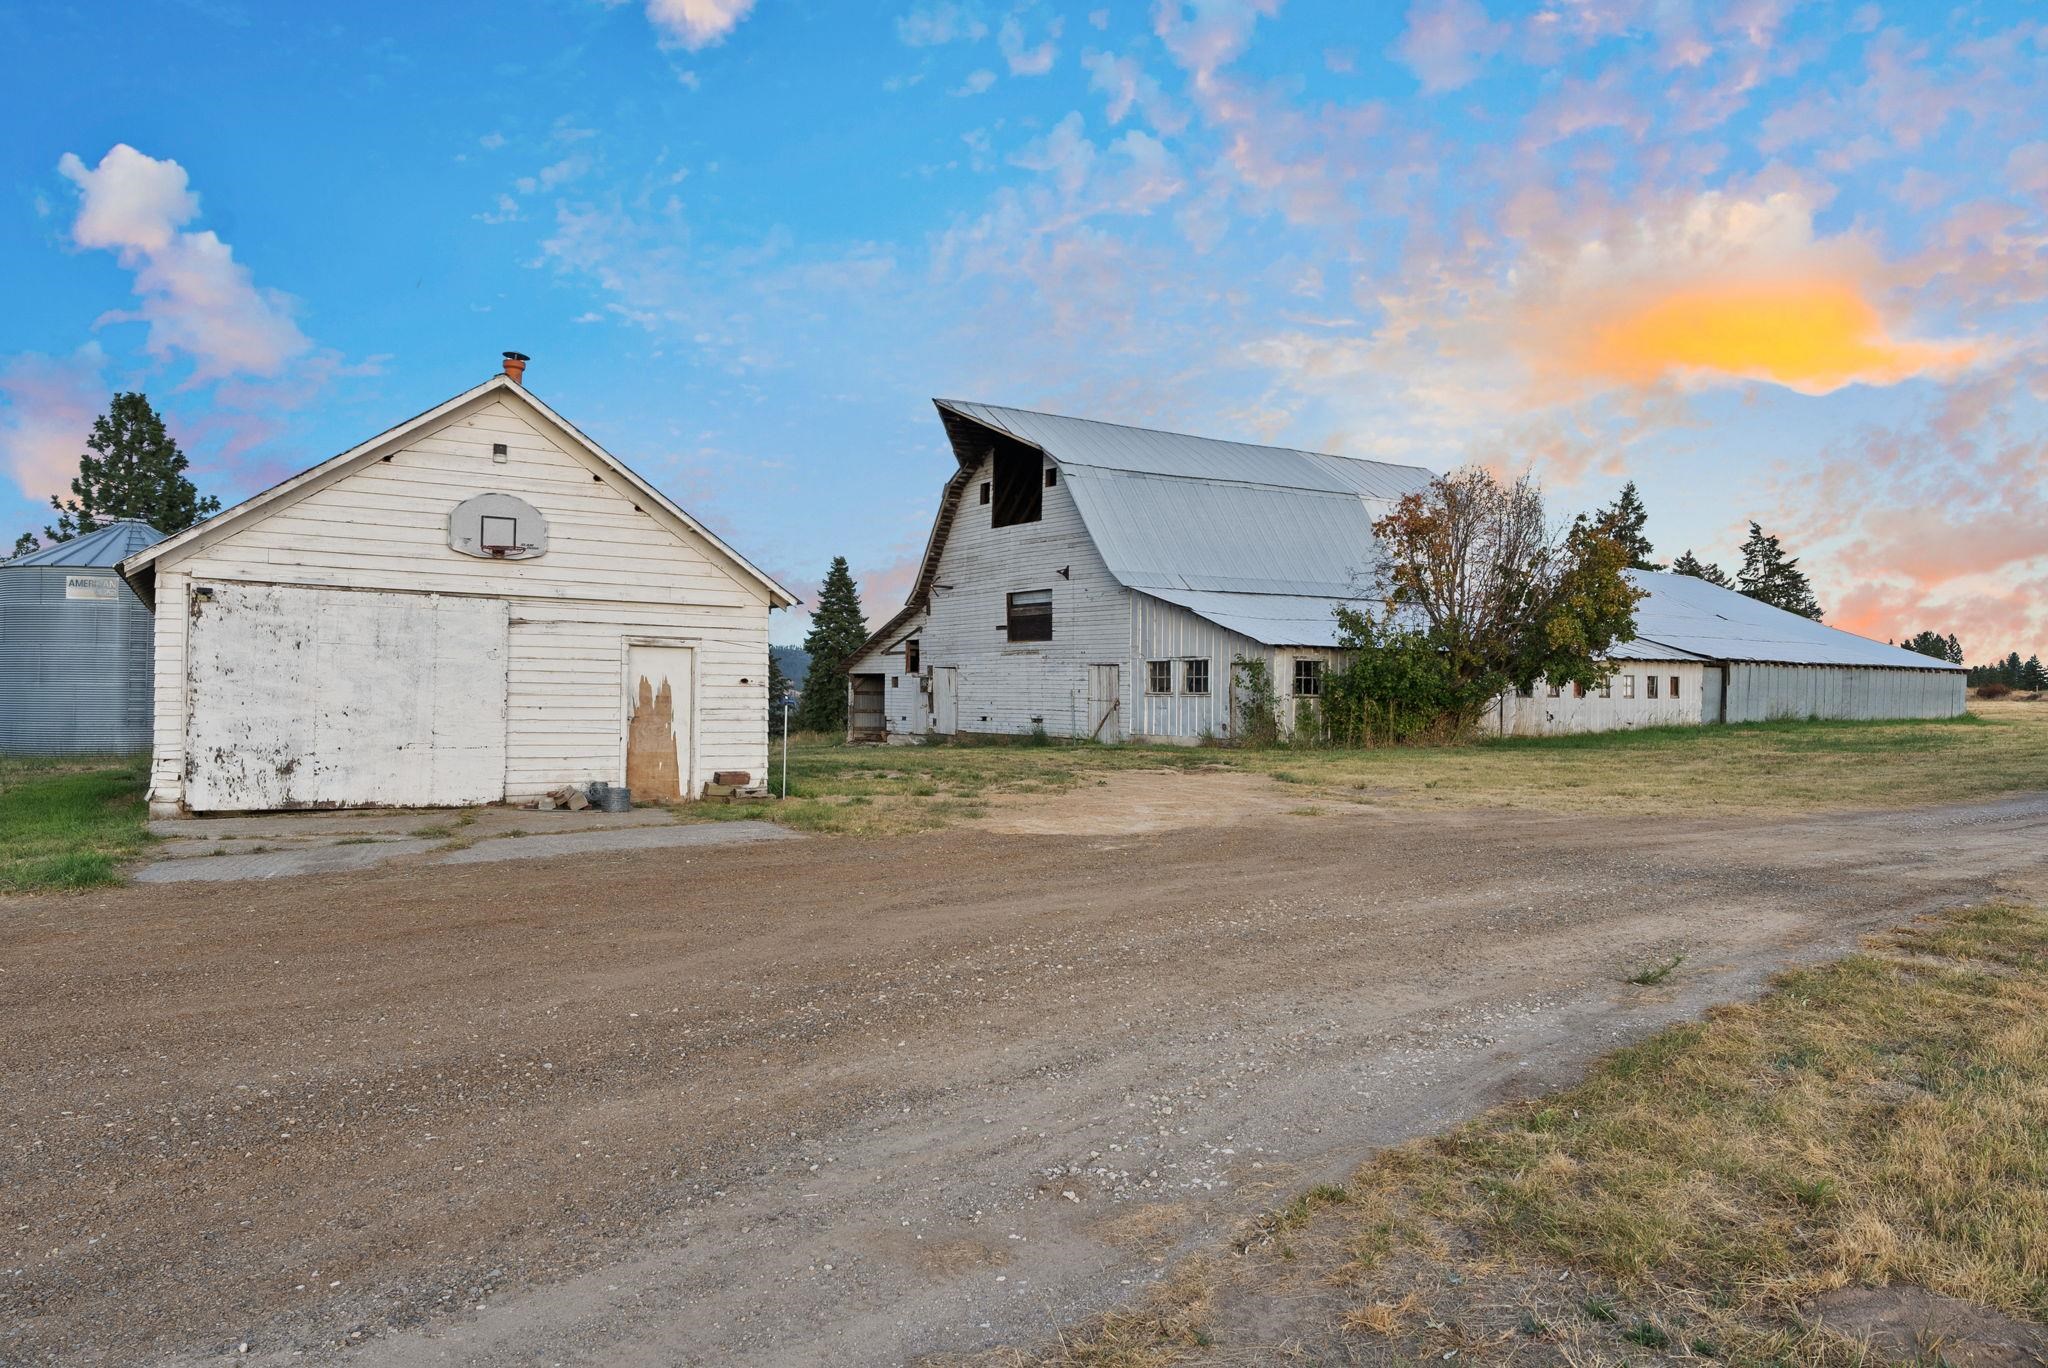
[{"left": 0, "top": 520, "right": 164, "bottom": 756}]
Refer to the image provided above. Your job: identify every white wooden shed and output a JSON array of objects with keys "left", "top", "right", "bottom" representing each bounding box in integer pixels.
[{"left": 119, "top": 355, "right": 796, "bottom": 816}]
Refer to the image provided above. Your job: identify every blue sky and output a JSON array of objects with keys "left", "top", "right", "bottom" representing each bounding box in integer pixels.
[{"left": 3, "top": 0, "right": 2044, "bottom": 654}]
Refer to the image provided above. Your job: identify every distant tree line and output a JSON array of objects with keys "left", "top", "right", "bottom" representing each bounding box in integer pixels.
[{"left": 1969, "top": 652, "right": 2046, "bottom": 691}]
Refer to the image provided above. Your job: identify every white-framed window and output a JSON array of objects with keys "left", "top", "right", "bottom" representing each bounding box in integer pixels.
[
  {"left": 1622, "top": 674, "right": 1636, "bottom": 699},
  {"left": 1293, "top": 658, "right": 1323, "bottom": 697},
  {"left": 1146, "top": 659, "right": 1173, "bottom": 694},
  {"left": 1183, "top": 659, "right": 1210, "bottom": 695}
]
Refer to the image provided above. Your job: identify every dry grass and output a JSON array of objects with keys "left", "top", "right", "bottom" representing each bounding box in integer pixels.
[
  {"left": 936, "top": 902, "right": 2048, "bottom": 1366},
  {"left": 727, "top": 702, "right": 2048, "bottom": 836}
]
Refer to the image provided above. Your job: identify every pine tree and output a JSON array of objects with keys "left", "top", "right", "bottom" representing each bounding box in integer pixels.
[
  {"left": 1668, "top": 548, "right": 1731, "bottom": 587},
  {"left": 1735, "top": 521, "right": 1823, "bottom": 620},
  {"left": 768, "top": 650, "right": 794, "bottom": 726},
  {"left": 1900, "top": 630, "right": 1950, "bottom": 661},
  {"left": 1591, "top": 481, "right": 1661, "bottom": 570},
  {"left": 41, "top": 392, "right": 220, "bottom": 543},
  {"left": 2023, "top": 655, "right": 2046, "bottom": 692},
  {"left": 1945, "top": 633, "right": 1964, "bottom": 665},
  {"left": 10, "top": 532, "right": 38, "bottom": 559},
  {"left": 2003, "top": 652, "right": 2024, "bottom": 686},
  {"left": 794, "top": 557, "right": 869, "bottom": 733}
]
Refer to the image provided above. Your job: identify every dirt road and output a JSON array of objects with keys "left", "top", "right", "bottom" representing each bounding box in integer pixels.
[{"left": 4, "top": 790, "right": 2045, "bottom": 1366}]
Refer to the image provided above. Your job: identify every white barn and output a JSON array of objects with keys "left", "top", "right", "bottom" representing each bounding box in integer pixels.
[
  {"left": 844, "top": 401, "right": 1964, "bottom": 744},
  {"left": 119, "top": 355, "right": 796, "bottom": 816}
]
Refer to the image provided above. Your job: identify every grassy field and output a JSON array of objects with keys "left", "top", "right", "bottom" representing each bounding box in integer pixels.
[
  {"left": 732, "top": 700, "right": 2048, "bottom": 836},
  {"left": 954, "top": 901, "right": 2048, "bottom": 1366},
  {"left": 0, "top": 754, "right": 152, "bottom": 893}
]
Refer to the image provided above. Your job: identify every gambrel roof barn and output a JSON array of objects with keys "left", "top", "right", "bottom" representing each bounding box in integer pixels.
[{"left": 846, "top": 401, "right": 1963, "bottom": 743}]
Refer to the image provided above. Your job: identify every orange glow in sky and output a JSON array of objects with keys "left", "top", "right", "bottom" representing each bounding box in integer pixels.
[{"left": 1572, "top": 280, "right": 1977, "bottom": 393}]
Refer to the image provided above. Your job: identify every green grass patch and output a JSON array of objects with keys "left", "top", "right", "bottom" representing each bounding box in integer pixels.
[{"left": 0, "top": 756, "right": 151, "bottom": 893}]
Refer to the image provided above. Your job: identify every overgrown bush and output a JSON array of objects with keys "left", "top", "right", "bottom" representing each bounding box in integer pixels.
[
  {"left": 1978, "top": 682, "right": 2013, "bottom": 699},
  {"left": 1233, "top": 654, "right": 1281, "bottom": 747},
  {"left": 1321, "top": 611, "right": 1471, "bottom": 745}
]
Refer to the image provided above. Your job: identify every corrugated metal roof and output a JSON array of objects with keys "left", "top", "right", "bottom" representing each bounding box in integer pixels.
[
  {"left": 1625, "top": 570, "right": 1961, "bottom": 670},
  {"left": 1141, "top": 574, "right": 1951, "bottom": 671},
  {"left": 3, "top": 520, "right": 165, "bottom": 568},
  {"left": 937, "top": 400, "right": 1433, "bottom": 498}
]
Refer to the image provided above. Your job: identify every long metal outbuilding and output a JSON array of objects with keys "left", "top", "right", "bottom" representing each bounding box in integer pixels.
[{"left": 0, "top": 520, "right": 164, "bottom": 756}]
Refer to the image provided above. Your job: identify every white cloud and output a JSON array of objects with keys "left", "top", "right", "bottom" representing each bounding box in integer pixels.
[
  {"left": 897, "top": 1, "right": 987, "bottom": 46},
  {"left": 57, "top": 144, "right": 308, "bottom": 381},
  {"left": 951, "top": 68, "right": 997, "bottom": 96},
  {"left": 1081, "top": 50, "right": 1188, "bottom": 134},
  {"left": 643, "top": 0, "right": 756, "bottom": 50},
  {"left": 1391, "top": 0, "right": 1510, "bottom": 93},
  {"left": 999, "top": 14, "right": 1061, "bottom": 75}
]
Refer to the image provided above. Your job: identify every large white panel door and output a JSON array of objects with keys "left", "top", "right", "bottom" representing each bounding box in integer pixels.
[
  {"left": 931, "top": 666, "right": 959, "bottom": 735},
  {"left": 624, "top": 644, "right": 693, "bottom": 802},
  {"left": 184, "top": 583, "right": 508, "bottom": 810}
]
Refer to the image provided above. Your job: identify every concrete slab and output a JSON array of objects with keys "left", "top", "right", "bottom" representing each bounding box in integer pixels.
[
  {"left": 133, "top": 840, "right": 440, "bottom": 884},
  {"left": 433, "top": 823, "right": 800, "bottom": 865},
  {"left": 148, "top": 807, "right": 681, "bottom": 841}
]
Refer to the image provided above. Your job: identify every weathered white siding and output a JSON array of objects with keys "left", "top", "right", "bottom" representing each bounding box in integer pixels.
[
  {"left": 868, "top": 453, "right": 1130, "bottom": 740},
  {"left": 849, "top": 610, "right": 932, "bottom": 741},
  {"left": 1128, "top": 593, "right": 1260, "bottom": 741},
  {"left": 144, "top": 390, "right": 773, "bottom": 812},
  {"left": 1725, "top": 664, "right": 1963, "bottom": 723},
  {"left": 1496, "top": 663, "right": 1710, "bottom": 735}
]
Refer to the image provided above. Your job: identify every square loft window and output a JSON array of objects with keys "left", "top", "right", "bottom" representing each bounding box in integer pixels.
[
  {"left": 1147, "top": 660, "right": 1172, "bottom": 695},
  {"left": 1006, "top": 589, "right": 1053, "bottom": 642},
  {"left": 1183, "top": 659, "right": 1210, "bottom": 695},
  {"left": 1293, "top": 658, "right": 1324, "bottom": 697}
]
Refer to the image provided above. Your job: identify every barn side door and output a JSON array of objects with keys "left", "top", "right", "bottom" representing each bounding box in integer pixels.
[
  {"left": 624, "top": 643, "right": 693, "bottom": 803},
  {"left": 931, "top": 666, "right": 958, "bottom": 735},
  {"left": 1087, "top": 664, "right": 1122, "bottom": 742}
]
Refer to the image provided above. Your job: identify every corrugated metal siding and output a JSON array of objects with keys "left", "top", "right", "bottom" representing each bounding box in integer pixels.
[
  {"left": 0, "top": 567, "right": 154, "bottom": 754},
  {"left": 1497, "top": 664, "right": 1710, "bottom": 735},
  {"left": 1725, "top": 664, "right": 1965, "bottom": 722}
]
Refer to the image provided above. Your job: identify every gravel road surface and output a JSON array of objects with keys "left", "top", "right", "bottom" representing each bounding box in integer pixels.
[{"left": 4, "top": 791, "right": 2044, "bottom": 1366}]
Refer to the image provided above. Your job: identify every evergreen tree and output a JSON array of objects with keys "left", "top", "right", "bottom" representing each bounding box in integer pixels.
[
  {"left": 1945, "top": 633, "right": 1964, "bottom": 665},
  {"left": 40, "top": 392, "right": 220, "bottom": 543},
  {"left": 768, "top": 650, "right": 794, "bottom": 727},
  {"left": 10, "top": 532, "right": 38, "bottom": 559},
  {"left": 1900, "top": 630, "right": 1950, "bottom": 661},
  {"left": 2003, "top": 651, "right": 2024, "bottom": 686},
  {"left": 1735, "top": 521, "right": 1823, "bottom": 620},
  {"left": 794, "top": 557, "right": 868, "bottom": 733},
  {"left": 1668, "top": 548, "right": 1731, "bottom": 587},
  {"left": 2023, "top": 655, "right": 2046, "bottom": 691},
  {"left": 1591, "top": 481, "right": 1661, "bottom": 570}
]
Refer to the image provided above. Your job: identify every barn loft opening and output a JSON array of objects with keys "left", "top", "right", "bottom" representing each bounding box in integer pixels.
[{"left": 989, "top": 436, "right": 1044, "bottom": 528}]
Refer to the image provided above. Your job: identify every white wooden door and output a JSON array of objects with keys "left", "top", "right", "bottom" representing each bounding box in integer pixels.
[
  {"left": 625, "top": 644, "right": 693, "bottom": 803},
  {"left": 184, "top": 582, "right": 508, "bottom": 810},
  {"left": 1087, "top": 664, "right": 1122, "bottom": 742},
  {"left": 931, "top": 666, "right": 959, "bottom": 735}
]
